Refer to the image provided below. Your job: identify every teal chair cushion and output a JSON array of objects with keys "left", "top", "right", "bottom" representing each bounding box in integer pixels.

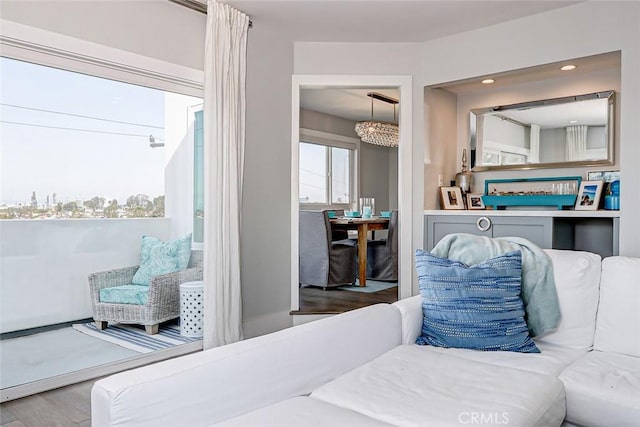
[
  {"left": 100, "top": 284, "right": 149, "bottom": 305},
  {"left": 131, "top": 234, "right": 192, "bottom": 286}
]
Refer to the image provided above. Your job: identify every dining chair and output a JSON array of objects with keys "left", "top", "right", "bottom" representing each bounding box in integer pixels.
[
  {"left": 299, "top": 210, "right": 357, "bottom": 289},
  {"left": 366, "top": 209, "right": 398, "bottom": 281}
]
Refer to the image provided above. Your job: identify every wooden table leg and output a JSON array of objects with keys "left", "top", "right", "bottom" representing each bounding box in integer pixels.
[{"left": 358, "top": 224, "right": 368, "bottom": 287}]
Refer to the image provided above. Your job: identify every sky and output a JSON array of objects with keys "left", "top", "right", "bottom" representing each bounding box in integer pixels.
[{"left": 0, "top": 57, "right": 167, "bottom": 205}]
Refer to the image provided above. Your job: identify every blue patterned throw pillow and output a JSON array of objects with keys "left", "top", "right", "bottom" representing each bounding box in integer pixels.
[
  {"left": 131, "top": 234, "right": 192, "bottom": 286},
  {"left": 415, "top": 249, "right": 539, "bottom": 353}
]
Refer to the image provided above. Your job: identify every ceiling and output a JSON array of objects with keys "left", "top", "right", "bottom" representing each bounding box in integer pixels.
[
  {"left": 301, "top": 88, "right": 400, "bottom": 123},
  {"left": 226, "top": 1, "right": 581, "bottom": 43},
  {"left": 225, "top": 0, "right": 583, "bottom": 124},
  {"left": 498, "top": 98, "right": 609, "bottom": 129}
]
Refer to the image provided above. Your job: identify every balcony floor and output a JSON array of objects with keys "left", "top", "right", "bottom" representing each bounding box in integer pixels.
[{"left": 1, "top": 322, "right": 202, "bottom": 400}]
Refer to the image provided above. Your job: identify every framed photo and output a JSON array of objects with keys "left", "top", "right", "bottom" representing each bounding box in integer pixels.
[
  {"left": 575, "top": 181, "right": 604, "bottom": 211},
  {"left": 466, "top": 193, "right": 485, "bottom": 210},
  {"left": 587, "top": 170, "right": 620, "bottom": 183},
  {"left": 440, "top": 186, "right": 465, "bottom": 210}
]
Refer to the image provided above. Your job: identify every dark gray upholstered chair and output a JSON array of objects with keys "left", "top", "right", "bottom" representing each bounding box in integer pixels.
[
  {"left": 366, "top": 209, "right": 398, "bottom": 281},
  {"left": 299, "top": 210, "right": 357, "bottom": 289}
]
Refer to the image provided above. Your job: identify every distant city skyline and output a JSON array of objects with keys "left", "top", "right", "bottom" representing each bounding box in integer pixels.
[{"left": 1, "top": 57, "right": 167, "bottom": 205}]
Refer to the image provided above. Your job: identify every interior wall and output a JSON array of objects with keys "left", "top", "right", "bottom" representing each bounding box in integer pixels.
[
  {"left": 241, "top": 25, "right": 294, "bottom": 338},
  {"left": 359, "top": 143, "right": 391, "bottom": 212},
  {"left": 300, "top": 108, "right": 357, "bottom": 138},
  {"left": 299, "top": 108, "right": 397, "bottom": 212},
  {"left": 424, "top": 88, "right": 458, "bottom": 210},
  {"left": 294, "top": 42, "right": 425, "bottom": 294},
  {"left": 0, "top": 1, "right": 205, "bottom": 70},
  {"left": 450, "top": 67, "right": 620, "bottom": 194},
  {"left": 417, "top": 1, "right": 639, "bottom": 255}
]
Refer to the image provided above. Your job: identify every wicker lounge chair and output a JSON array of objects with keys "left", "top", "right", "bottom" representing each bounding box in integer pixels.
[{"left": 89, "top": 250, "right": 203, "bottom": 334}]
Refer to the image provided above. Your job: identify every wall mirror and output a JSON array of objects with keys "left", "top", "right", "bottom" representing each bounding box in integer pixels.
[{"left": 470, "top": 90, "right": 615, "bottom": 171}]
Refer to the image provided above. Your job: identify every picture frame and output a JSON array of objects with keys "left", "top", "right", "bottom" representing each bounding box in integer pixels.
[
  {"left": 466, "top": 193, "right": 485, "bottom": 210},
  {"left": 440, "top": 186, "right": 465, "bottom": 210},
  {"left": 586, "top": 170, "right": 620, "bottom": 207},
  {"left": 575, "top": 181, "right": 604, "bottom": 211}
]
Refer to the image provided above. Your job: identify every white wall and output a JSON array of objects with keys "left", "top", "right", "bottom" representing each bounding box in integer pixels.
[
  {"left": 241, "top": 25, "right": 294, "bottom": 338},
  {"left": 416, "top": 1, "right": 640, "bottom": 256},
  {"left": 444, "top": 67, "right": 621, "bottom": 194},
  {"left": 294, "top": 42, "right": 425, "bottom": 294},
  {"left": 0, "top": 219, "right": 171, "bottom": 333},
  {"left": 424, "top": 88, "right": 458, "bottom": 209},
  {"left": 164, "top": 93, "right": 202, "bottom": 240},
  {"left": 0, "top": 0, "right": 205, "bottom": 70},
  {"left": 300, "top": 108, "right": 397, "bottom": 211}
]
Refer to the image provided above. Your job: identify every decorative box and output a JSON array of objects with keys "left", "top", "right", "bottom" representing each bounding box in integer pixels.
[{"left": 482, "top": 176, "right": 582, "bottom": 210}]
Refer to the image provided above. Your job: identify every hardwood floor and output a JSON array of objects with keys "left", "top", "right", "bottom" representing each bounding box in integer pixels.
[
  {"left": 294, "top": 285, "right": 398, "bottom": 314},
  {"left": 1, "top": 379, "right": 96, "bottom": 427}
]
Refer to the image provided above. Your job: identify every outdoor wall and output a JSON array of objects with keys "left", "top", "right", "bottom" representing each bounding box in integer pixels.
[
  {"left": 164, "top": 93, "right": 203, "bottom": 242},
  {"left": 0, "top": 219, "right": 171, "bottom": 333}
]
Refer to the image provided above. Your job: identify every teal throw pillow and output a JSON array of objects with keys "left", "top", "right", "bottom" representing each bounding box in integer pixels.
[
  {"left": 415, "top": 249, "right": 539, "bottom": 353},
  {"left": 131, "top": 234, "right": 192, "bottom": 286}
]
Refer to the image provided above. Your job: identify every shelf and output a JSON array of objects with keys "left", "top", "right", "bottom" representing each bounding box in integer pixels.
[{"left": 423, "top": 210, "right": 620, "bottom": 218}]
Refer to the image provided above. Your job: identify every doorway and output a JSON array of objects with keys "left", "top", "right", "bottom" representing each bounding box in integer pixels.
[{"left": 290, "top": 75, "right": 413, "bottom": 318}]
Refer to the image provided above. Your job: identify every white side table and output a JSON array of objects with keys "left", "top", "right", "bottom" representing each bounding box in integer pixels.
[{"left": 179, "top": 281, "right": 204, "bottom": 338}]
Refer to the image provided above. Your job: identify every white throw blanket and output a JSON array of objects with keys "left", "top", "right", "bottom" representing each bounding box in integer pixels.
[{"left": 431, "top": 233, "right": 561, "bottom": 337}]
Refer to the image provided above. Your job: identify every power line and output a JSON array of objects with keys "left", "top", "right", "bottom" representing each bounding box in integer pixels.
[
  {"left": 1, "top": 120, "right": 154, "bottom": 139},
  {"left": 0, "top": 103, "right": 164, "bottom": 129}
]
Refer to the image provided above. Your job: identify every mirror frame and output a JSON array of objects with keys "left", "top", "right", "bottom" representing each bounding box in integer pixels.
[{"left": 470, "top": 90, "right": 615, "bottom": 171}]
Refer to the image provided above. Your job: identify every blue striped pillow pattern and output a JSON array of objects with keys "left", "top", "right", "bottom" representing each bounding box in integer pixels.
[{"left": 415, "top": 249, "right": 539, "bottom": 353}]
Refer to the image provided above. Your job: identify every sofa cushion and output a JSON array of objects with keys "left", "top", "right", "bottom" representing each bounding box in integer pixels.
[
  {"left": 132, "top": 234, "right": 192, "bottom": 286},
  {"left": 422, "top": 340, "right": 587, "bottom": 377},
  {"left": 536, "top": 249, "right": 602, "bottom": 350},
  {"left": 310, "top": 345, "right": 566, "bottom": 427},
  {"left": 211, "top": 396, "right": 394, "bottom": 427},
  {"left": 415, "top": 250, "right": 538, "bottom": 353},
  {"left": 99, "top": 284, "right": 148, "bottom": 305},
  {"left": 560, "top": 350, "right": 640, "bottom": 426},
  {"left": 594, "top": 256, "right": 640, "bottom": 357}
]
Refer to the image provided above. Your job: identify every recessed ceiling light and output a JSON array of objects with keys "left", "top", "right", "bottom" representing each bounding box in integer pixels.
[
  {"left": 569, "top": 120, "right": 578, "bottom": 124},
  {"left": 481, "top": 79, "right": 495, "bottom": 84},
  {"left": 560, "top": 65, "right": 577, "bottom": 71}
]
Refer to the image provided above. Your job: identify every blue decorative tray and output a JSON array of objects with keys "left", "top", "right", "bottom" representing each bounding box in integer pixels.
[{"left": 482, "top": 176, "right": 582, "bottom": 210}]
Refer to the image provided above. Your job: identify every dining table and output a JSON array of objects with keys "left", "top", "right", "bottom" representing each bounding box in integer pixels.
[{"left": 329, "top": 217, "right": 390, "bottom": 287}]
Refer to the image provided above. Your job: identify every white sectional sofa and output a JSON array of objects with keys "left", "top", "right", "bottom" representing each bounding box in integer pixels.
[{"left": 91, "top": 250, "right": 640, "bottom": 427}]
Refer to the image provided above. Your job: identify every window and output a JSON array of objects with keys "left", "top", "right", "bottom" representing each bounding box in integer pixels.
[
  {"left": 299, "top": 140, "right": 354, "bottom": 206},
  {"left": 0, "top": 56, "right": 202, "bottom": 220}
]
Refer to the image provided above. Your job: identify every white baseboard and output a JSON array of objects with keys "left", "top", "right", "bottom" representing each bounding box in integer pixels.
[{"left": 292, "top": 314, "right": 335, "bottom": 326}]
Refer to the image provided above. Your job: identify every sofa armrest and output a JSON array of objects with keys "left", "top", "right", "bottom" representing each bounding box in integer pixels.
[
  {"left": 393, "top": 295, "right": 423, "bottom": 344},
  {"left": 91, "top": 303, "right": 401, "bottom": 427}
]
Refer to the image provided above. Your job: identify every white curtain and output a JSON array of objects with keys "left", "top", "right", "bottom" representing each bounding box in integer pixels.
[
  {"left": 203, "top": 0, "right": 249, "bottom": 349},
  {"left": 529, "top": 124, "right": 540, "bottom": 163},
  {"left": 565, "top": 125, "right": 588, "bottom": 161}
]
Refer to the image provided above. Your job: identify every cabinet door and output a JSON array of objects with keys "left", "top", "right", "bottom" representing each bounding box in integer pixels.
[
  {"left": 490, "top": 216, "right": 553, "bottom": 249},
  {"left": 425, "top": 215, "right": 490, "bottom": 251}
]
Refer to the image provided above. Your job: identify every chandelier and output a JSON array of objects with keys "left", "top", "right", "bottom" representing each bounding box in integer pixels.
[{"left": 355, "top": 92, "right": 399, "bottom": 147}]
